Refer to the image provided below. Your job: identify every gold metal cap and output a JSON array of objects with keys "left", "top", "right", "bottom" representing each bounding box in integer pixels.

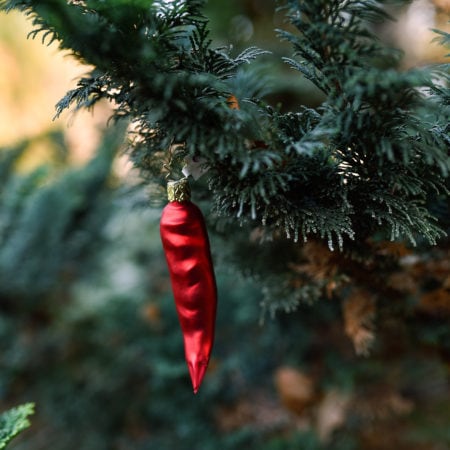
[{"left": 167, "top": 178, "right": 191, "bottom": 202}]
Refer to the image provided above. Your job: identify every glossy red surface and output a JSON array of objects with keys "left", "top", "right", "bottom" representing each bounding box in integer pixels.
[{"left": 160, "top": 201, "right": 217, "bottom": 394}]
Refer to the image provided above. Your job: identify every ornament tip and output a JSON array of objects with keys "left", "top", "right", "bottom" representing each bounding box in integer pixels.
[{"left": 188, "top": 359, "right": 209, "bottom": 395}]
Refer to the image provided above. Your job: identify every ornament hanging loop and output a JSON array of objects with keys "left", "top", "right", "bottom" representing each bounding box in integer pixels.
[
  {"left": 163, "top": 142, "right": 186, "bottom": 181},
  {"left": 163, "top": 145, "right": 175, "bottom": 181}
]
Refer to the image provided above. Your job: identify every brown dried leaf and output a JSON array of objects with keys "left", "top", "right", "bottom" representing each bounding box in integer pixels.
[
  {"left": 316, "top": 390, "right": 351, "bottom": 442},
  {"left": 215, "top": 392, "right": 289, "bottom": 432},
  {"left": 411, "top": 257, "right": 450, "bottom": 282},
  {"left": 343, "top": 289, "right": 376, "bottom": 356},
  {"left": 375, "top": 241, "right": 412, "bottom": 258},
  {"left": 290, "top": 241, "right": 339, "bottom": 281},
  {"left": 274, "top": 367, "right": 317, "bottom": 415},
  {"left": 386, "top": 272, "right": 418, "bottom": 294},
  {"left": 444, "top": 275, "right": 450, "bottom": 290},
  {"left": 352, "top": 386, "right": 414, "bottom": 421},
  {"left": 419, "top": 289, "right": 450, "bottom": 316}
]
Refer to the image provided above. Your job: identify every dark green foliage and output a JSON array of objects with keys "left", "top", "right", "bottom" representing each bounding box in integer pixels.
[
  {"left": 0, "top": 126, "right": 124, "bottom": 301},
  {"left": 0, "top": 403, "right": 34, "bottom": 449},
  {"left": 275, "top": 0, "right": 449, "bottom": 246},
  {"left": 1, "top": 0, "right": 447, "bottom": 251},
  {"left": 0, "top": 0, "right": 267, "bottom": 179}
]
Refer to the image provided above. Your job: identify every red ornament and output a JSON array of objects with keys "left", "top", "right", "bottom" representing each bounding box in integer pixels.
[{"left": 160, "top": 178, "right": 217, "bottom": 394}]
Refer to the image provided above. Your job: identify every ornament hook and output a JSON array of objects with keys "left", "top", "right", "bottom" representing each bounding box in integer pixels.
[{"left": 163, "top": 142, "right": 185, "bottom": 181}]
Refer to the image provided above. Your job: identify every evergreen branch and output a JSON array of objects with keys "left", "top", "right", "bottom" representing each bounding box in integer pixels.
[
  {"left": 260, "top": 277, "right": 323, "bottom": 319},
  {"left": 277, "top": 0, "right": 402, "bottom": 96},
  {"left": 282, "top": 56, "right": 328, "bottom": 94},
  {"left": 0, "top": 403, "right": 34, "bottom": 450},
  {"left": 1, "top": 0, "right": 267, "bottom": 158},
  {"left": 431, "top": 28, "right": 450, "bottom": 51},
  {"left": 0, "top": 126, "right": 125, "bottom": 297},
  {"left": 2, "top": 0, "right": 448, "bottom": 249},
  {"left": 54, "top": 72, "right": 109, "bottom": 119},
  {"left": 364, "top": 195, "right": 445, "bottom": 245},
  {"left": 234, "top": 46, "right": 271, "bottom": 66}
]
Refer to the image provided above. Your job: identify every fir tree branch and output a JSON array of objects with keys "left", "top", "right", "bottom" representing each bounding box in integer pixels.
[
  {"left": 0, "top": 403, "right": 34, "bottom": 450},
  {"left": 1, "top": 0, "right": 448, "bottom": 247}
]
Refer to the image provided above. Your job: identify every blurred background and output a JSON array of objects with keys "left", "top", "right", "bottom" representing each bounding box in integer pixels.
[{"left": 0, "top": 1, "right": 449, "bottom": 449}]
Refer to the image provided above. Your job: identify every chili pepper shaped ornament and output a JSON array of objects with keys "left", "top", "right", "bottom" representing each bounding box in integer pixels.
[{"left": 160, "top": 177, "right": 217, "bottom": 394}]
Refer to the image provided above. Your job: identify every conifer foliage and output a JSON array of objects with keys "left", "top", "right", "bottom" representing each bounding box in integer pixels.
[
  {"left": 1, "top": 0, "right": 448, "bottom": 315},
  {"left": 0, "top": 403, "right": 34, "bottom": 449},
  {"left": 0, "top": 128, "right": 123, "bottom": 302},
  {"left": 0, "top": 0, "right": 448, "bottom": 251}
]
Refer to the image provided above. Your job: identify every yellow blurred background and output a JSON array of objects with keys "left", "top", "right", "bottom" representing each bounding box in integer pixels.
[{"left": 0, "top": 11, "right": 112, "bottom": 170}]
